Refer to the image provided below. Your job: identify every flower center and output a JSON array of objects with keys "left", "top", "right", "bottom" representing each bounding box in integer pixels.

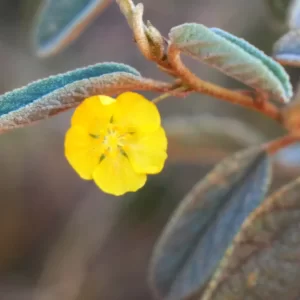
[
  {"left": 102, "top": 124, "right": 129, "bottom": 157},
  {"left": 105, "top": 129, "right": 122, "bottom": 149},
  {"left": 89, "top": 120, "right": 134, "bottom": 160}
]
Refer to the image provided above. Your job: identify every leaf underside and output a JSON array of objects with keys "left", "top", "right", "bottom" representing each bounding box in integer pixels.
[
  {"left": 169, "top": 23, "right": 292, "bottom": 103},
  {"left": 211, "top": 28, "right": 292, "bottom": 99},
  {"left": 0, "top": 62, "right": 164, "bottom": 133},
  {"left": 202, "top": 176, "right": 300, "bottom": 300},
  {"left": 149, "top": 147, "right": 271, "bottom": 300}
]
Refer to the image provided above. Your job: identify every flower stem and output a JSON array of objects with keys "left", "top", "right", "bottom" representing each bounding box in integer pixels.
[
  {"left": 167, "top": 45, "right": 282, "bottom": 123},
  {"left": 152, "top": 85, "right": 189, "bottom": 104}
]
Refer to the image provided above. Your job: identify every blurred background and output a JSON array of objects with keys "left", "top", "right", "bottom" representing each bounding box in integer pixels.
[{"left": 0, "top": 0, "right": 298, "bottom": 299}]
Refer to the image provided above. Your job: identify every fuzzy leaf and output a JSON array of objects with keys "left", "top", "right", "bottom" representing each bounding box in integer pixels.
[
  {"left": 32, "top": 0, "right": 112, "bottom": 57},
  {"left": 149, "top": 147, "right": 271, "bottom": 300},
  {"left": 211, "top": 28, "right": 292, "bottom": 100},
  {"left": 202, "top": 176, "right": 300, "bottom": 300},
  {"left": 169, "top": 23, "right": 292, "bottom": 103},
  {"left": 0, "top": 62, "right": 166, "bottom": 133},
  {"left": 273, "top": 29, "right": 300, "bottom": 66}
]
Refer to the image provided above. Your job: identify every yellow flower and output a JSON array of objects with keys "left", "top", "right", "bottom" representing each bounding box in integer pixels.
[{"left": 65, "top": 92, "right": 168, "bottom": 196}]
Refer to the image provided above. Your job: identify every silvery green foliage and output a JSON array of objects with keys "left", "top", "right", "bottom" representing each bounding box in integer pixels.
[
  {"left": 32, "top": 0, "right": 111, "bottom": 57},
  {"left": 149, "top": 148, "right": 271, "bottom": 300},
  {"left": 211, "top": 28, "right": 292, "bottom": 99},
  {"left": 169, "top": 23, "right": 293, "bottom": 103},
  {"left": 202, "top": 176, "right": 300, "bottom": 300},
  {"left": 0, "top": 62, "right": 144, "bottom": 133}
]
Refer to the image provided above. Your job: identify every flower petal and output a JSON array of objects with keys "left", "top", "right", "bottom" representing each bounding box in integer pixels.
[
  {"left": 125, "top": 127, "right": 168, "bottom": 174},
  {"left": 65, "top": 126, "right": 104, "bottom": 180},
  {"left": 71, "top": 95, "right": 116, "bottom": 135},
  {"left": 114, "top": 92, "right": 161, "bottom": 133},
  {"left": 93, "top": 153, "right": 147, "bottom": 196}
]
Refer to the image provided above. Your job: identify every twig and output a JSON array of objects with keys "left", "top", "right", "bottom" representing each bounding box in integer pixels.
[{"left": 152, "top": 86, "right": 189, "bottom": 104}]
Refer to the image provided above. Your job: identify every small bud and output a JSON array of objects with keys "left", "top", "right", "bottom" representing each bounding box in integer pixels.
[
  {"left": 116, "top": 0, "right": 136, "bottom": 28},
  {"left": 117, "top": 0, "right": 166, "bottom": 63},
  {"left": 146, "top": 21, "right": 165, "bottom": 60},
  {"left": 132, "top": 3, "right": 153, "bottom": 60}
]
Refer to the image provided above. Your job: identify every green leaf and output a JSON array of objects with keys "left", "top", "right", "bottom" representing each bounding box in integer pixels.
[
  {"left": 202, "top": 176, "right": 300, "bottom": 300},
  {"left": 169, "top": 23, "right": 292, "bottom": 103},
  {"left": 32, "top": 0, "right": 112, "bottom": 57},
  {"left": 0, "top": 62, "right": 160, "bottom": 133},
  {"left": 211, "top": 28, "right": 292, "bottom": 99},
  {"left": 149, "top": 147, "right": 271, "bottom": 300},
  {"left": 273, "top": 29, "right": 300, "bottom": 67}
]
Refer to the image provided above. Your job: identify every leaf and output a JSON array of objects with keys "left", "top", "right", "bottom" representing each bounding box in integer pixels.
[
  {"left": 32, "top": 0, "right": 112, "bottom": 57},
  {"left": 273, "top": 29, "right": 300, "bottom": 66},
  {"left": 288, "top": 0, "right": 300, "bottom": 29},
  {"left": 211, "top": 28, "right": 292, "bottom": 100},
  {"left": 169, "top": 23, "right": 292, "bottom": 103},
  {"left": 201, "top": 176, "right": 300, "bottom": 300},
  {"left": 0, "top": 62, "right": 167, "bottom": 133},
  {"left": 149, "top": 147, "right": 272, "bottom": 300}
]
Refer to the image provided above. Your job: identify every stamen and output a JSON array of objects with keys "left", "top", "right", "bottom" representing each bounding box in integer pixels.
[
  {"left": 118, "top": 146, "right": 128, "bottom": 158},
  {"left": 99, "top": 154, "right": 106, "bottom": 163},
  {"left": 89, "top": 133, "right": 100, "bottom": 139}
]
